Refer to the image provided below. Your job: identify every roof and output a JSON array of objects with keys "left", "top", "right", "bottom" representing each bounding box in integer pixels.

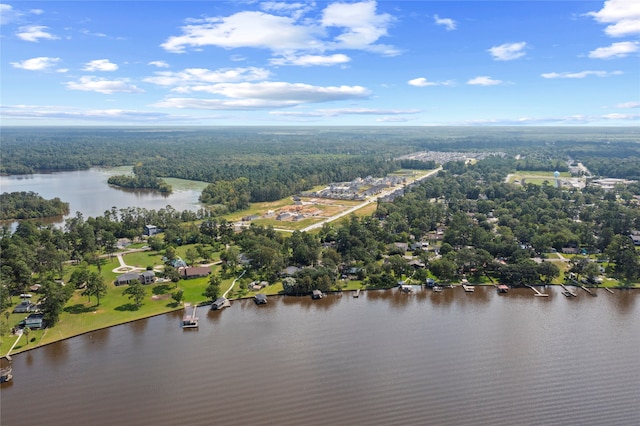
[
  {"left": 181, "top": 267, "right": 211, "bottom": 277},
  {"left": 116, "top": 272, "right": 141, "bottom": 282}
]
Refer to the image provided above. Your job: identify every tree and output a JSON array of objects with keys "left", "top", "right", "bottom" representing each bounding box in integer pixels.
[
  {"left": 185, "top": 247, "right": 198, "bottom": 266},
  {"left": 83, "top": 271, "right": 108, "bottom": 305},
  {"left": 40, "top": 279, "right": 73, "bottom": 327},
  {"left": 605, "top": 235, "right": 640, "bottom": 282},
  {"left": 203, "top": 274, "right": 221, "bottom": 301},
  {"left": 163, "top": 265, "right": 181, "bottom": 285},
  {"left": 123, "top": 280, "right": 146, "bottom": 309},
  {"left": 429, "top": 258, "right": 457, "bottom": 282},
  {"left": 537, "top": 261, "right": 560, "bottom": 285},
  {"left": 172, "top": 288, "right": 184, "bottom": 305}
]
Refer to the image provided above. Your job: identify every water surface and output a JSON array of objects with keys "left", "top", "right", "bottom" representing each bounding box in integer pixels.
[{"left": 2, "top": 287, "right": 638, "bottom": 425}]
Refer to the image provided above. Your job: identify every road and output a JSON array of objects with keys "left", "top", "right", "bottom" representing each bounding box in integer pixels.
[{"left": 299, "top": 167, "right": 442, "bottom": 233}]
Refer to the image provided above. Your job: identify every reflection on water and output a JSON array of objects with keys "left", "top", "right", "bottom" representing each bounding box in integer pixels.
[
  {"left": 0, "top": 168, "right": 205, "bottom": 227},
  {"left": 1, "top": 289, "right": 638, "bottom": 426}
]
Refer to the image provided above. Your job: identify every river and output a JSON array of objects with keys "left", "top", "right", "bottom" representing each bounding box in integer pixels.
[
  {"left": 1, "top": 287, "right": 638, "bottom": 425},
  {"left": 0, "top": 168, "right": 207, "bottom": 226}
]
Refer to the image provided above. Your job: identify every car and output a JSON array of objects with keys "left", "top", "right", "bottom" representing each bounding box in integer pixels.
[{"left": 20, "top": 293, "right": 33, "bottom": 298}]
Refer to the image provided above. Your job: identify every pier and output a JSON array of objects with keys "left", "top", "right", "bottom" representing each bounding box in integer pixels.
[
  {"left": 560, "top": 284, "right": 577, "bottom": 297},
  {"left": 604, "top": 287, "right": 614, "bottom": 294},
  {"left": 462, "top": 285, "right": 475, "bottom": 292},
  {"left": 526, "top": 285, "right": 549, "bottom": 297},
  {"left": 181, "top": 305, "right": 199, "bottom": 328},
  {"left": 580, "top": 286, "right": 597, "bottom": 297},
  {"left": 353, "top": 289, "right": 361, "bottom": 298}
]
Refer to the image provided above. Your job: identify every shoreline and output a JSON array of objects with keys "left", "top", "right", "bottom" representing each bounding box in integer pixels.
[{"left": 5, "top": 283, "right": 637, "bottom": 357}]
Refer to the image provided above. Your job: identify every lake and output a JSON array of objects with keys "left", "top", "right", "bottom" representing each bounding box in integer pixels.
[
  {"left": 0, "top": 168, "right": 208, "bottom": 226},
  {"left": 1, "top": 287, "right": 638, "bottom": 425}
]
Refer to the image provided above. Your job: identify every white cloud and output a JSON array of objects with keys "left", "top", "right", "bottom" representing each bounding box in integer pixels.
[
  {"left": 1, "top": 4, "right": 43, "bottom": 25},
  {"left": 587, "top": 0, "right": 640, "bottom": 37},
  {"left": 487, "top": 42, "right": 527, "bottom": 60},
  {"left": 408, "top": 77, "right": 453, "bottom": 87},
  {"left": 270, "top": 108, "right": 420, "bottom": 117},
  {"left": 270, "top": 53, "right": 350, "bottom": 66},
  {"left": 615, "top": 101, "right": 640, "bottom": 108},
  {"left": 602, "top": 113, "right": 640, "bottom": 120},
  {"left": 464, "top": 113, "right": 639, "bottom": 125},
  {"left": 83, "top": 59, "right": 119, "bottom": 72},
  {"left": 467, "top": 76, "right": 502, "bottom": 86},
  {"left": 541, "top": 70, "right": 623, "bottom": 79},
  {"left": 0, "top": 105, "right": 199, "bottom": 123},
  {"left": 16, "top": 25, "right": 58, "bottom": 42},
  {"left": 321, "top": 1, "right": 398, "bottom": 55},
  {"left": 161, "top": 11, "right": 321, "bottom": 53},
  {"left": 260, "top": 1, "right": 315, "bottom": 20},
  {"left": 161, "top": 1, "right": 398, "bottom": 57},
  {"left": 148, "top": 60, "right": 170, "bottom": 68},
  {"left": 154, "top": 82, "right": 370, "bottom": 110},
  {"left": 434, "top": 14, "right": 456, "bottom": 31},
  {"left": 11, "top": 56, "right": 60, "bottom": 71},
  {"left": 144, "top": 67, "right": 271, "bottom": 87},
  {"left": 588, "top": 41, "right": 639, "bottom": 58},
  {"left": 65, "top": 76, "right": 143, "bottom": 94}
]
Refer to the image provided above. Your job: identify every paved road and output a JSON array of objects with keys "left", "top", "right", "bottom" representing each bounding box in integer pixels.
[{"left": 300, "top": 167, "right": 442, "bottom": 233}]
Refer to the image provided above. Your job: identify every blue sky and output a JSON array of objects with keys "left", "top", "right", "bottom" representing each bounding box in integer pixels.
[{"left": 1, "top": 0, "right": 639, "bottom": 126}]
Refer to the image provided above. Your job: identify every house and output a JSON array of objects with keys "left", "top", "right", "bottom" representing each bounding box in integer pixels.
[
  {"left": 561, "top": 246, "right": 581, "bottom": 255},
  {"left": 211, "top": 297, "right": 231, "bottom": 310},
  {"left": 140, "top": 271, "right": 156, "bottom": 284},
  {"left": 144, "top": 225, "right": 160, "bottom": 236},
  {"left": 282, "top": 266, "right": 301, "bottom": 276},
  {"left": 114, "top": 271, "right": 156, "bottom": 286},
  {"left": 631, "top": 234, "right": 640, "bottom": 246},
  {"left": 254, "top": 294, "right": 268, "bottom": 305},
  {"left": 22, "top": 313, "right": 45, "bottom": 330},
  {"left": 13, "top": 301, "right": 35, "bottom": 313},
  {"left": 180, "top": 267, "right": 211, "bottom": 279}
]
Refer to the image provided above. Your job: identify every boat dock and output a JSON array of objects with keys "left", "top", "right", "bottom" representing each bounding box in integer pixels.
[
  {"left": 0, "top": 356, "right": 12, "bottom": 383},
  {"left": 561, "top": 284, "right": 577, "bottom": 297},
  {"left": 604, "top": 287, "right": 614, "bottom": 294},
  {"left": 580, "top": 286, "right": 597, "bottom": 296},
  {"left": 353, "top": 289, "right": 361, "bottom": 298},
  {"left": 181, "top": 305, "right": 199, "bottom": 328},
  {"left": 462, "top": 285, "right": 475, "bottom": 292},
  {"left": 526, "top": 285, "right": 549, "bottom": 297}
]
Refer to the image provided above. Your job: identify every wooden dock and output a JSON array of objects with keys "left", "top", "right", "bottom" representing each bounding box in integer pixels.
[
  {"left": 604, "top": 287, "right": 614, "bottom": 294},
  {"left": 353, "top": 289, "right": 361, "bottom": 298},
  {"left": 181, "top": 305, "right": 199, "bottom": 328},
  {"left": 526, "top": 285, "right": 549, "bottom": 297},
  {"left": 560, "top": 284, "right": 577, "bottom": 297},
  {"left": 580, "top": 286, "right": 597, "bottom": 296},
  {"left": 462, "top": 285, "right": 475, "bottom": 292}
]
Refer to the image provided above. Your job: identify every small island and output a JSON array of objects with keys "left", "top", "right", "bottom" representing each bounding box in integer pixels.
[
  {"left": 107, "top": 164, "right": 172, "bottom": 193},
  {"left": 0, "top": 192, "right": 69, "bottom": 220}
]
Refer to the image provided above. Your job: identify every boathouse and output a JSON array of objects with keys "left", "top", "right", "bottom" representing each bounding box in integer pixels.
[
  {"left": 312, "top": 290, "right": 324, "bottom": 299},
  {"left": 254, "top": 294, "right": 268, "bottom": 305},
  {"left": 211, "top": 297, "right": 231, "bottom": 310}
]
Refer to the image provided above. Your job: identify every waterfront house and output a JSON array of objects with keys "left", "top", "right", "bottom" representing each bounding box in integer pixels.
[
  {"left": 211, "top": 297, "right": 231, "bottom": 310},
  {"left": 13, "top": 301, "right": 35, "bottom": 313},
  {"left": 22, "top": 313, "right": 45, "bottom": 329},
  {"left": 115, "top": 271, "right": 156, "bottom": 286},
  {"left": 254, "top": 294, "right": 268, "bottom": 305},
  {"left": 180, "top": 267, "right": 211, "bottom": 279},
  {"left": 140, "top": 270, "right": 156, "bottom": 284}
]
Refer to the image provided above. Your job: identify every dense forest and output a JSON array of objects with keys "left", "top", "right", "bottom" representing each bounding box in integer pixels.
[
  {"left": 2, "top": 127, "right": 638, "bottom": 202},
  {"left": 0, "top": 192, "right": 69, "bottom": 220}
]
